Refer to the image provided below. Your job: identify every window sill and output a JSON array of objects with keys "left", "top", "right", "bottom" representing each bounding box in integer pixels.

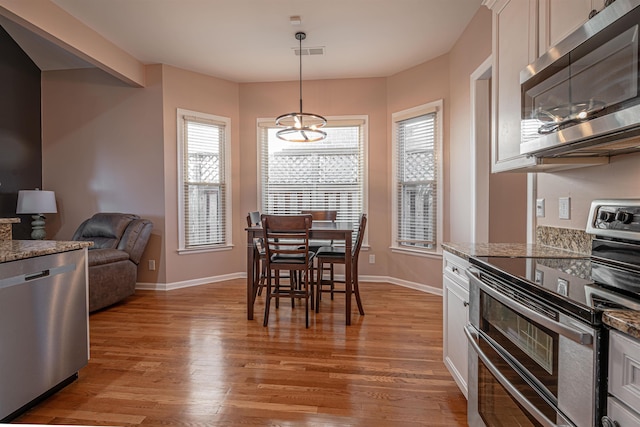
[
  {"left": 390, "top": 246, "right": 442, "bottom": 259},
  {"left": 178, "top": 244, "right": 234, "bottom": 255}
]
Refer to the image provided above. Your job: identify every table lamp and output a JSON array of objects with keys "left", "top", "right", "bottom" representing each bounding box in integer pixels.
[{"left": 16, "top": 189, "right": 57, "bottom": 240}]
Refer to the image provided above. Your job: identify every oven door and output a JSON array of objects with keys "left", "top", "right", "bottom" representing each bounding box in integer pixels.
[
  {"left": 466, "top": 268, "right": 598, "bottom": 427},
  {"left": 465, "top": 325, "right": 573, "bottom": 427}
]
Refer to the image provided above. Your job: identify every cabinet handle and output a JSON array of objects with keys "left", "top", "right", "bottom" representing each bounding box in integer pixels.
[
  {"left": 452, "top": 266, "right": 459, "bottom": 274},
  {"left": 463, "top": 301, "right": 469, "bottom": 307},
  {"left": 601, "top": 416, "right": 620, "bottom": 427}
]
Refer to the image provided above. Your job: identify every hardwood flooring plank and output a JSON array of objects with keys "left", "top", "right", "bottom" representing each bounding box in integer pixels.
[{"left": 12, "top": 280, "right": 466, "bottom": 426}]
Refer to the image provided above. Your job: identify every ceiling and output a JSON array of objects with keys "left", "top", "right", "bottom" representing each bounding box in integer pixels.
[{"left": 5, "top": 0, "right": 483, "bottom": 83}]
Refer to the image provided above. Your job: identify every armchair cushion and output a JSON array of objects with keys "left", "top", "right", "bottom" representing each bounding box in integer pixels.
[
  {"left": 87, "top": 248, "right": 130, "bottom": 267},
  {"left": 73, "top": 213, "right": 140, "bottom": 250}
]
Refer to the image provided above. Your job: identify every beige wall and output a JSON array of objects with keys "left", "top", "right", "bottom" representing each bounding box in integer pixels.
[
  {"left": 387, "top": 55, "right": 450, "bottom": 287},
  {"left": 238, "top": 78, "right": 392, "bottom": 279},
  {"left": 41, "top": 65, "right": 165, "bottom": 283},
  {"left": 37, "top": 5, "right": 494, "bottom": 292},
  {"left": 161, "top": 65, "right": 243, "bottom": 284},
  {"left": 448, "top": 7, "right": 492, "bottom": 243},
  {"left": 536, "top": 153, "right": 640, "bottom": 230}
]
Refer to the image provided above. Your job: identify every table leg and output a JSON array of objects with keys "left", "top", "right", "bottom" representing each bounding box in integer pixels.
[
  {"left": 246, "top": 230, "right": 255, "bottom": 320},
  {"left": 344, "top": 231, "right": 352, "bottom": 326}
]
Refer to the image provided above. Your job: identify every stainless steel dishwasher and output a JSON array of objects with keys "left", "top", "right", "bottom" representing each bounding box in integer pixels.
[{"left": 0, "top": 248, "right": 89, "bottom": 421}]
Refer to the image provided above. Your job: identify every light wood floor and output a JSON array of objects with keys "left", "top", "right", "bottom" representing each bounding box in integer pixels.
[{"left": 13, "top": 279, "right": 467, "bottom": 426}]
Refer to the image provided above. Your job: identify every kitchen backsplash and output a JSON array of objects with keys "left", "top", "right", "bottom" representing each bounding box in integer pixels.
[{"left": 536, "top": 226, "right": 593, "bottom": 255}]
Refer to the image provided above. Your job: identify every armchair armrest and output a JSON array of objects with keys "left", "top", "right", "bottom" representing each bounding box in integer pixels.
[{"left": 117, "top": 219, "right": 153, "bottom": 265}]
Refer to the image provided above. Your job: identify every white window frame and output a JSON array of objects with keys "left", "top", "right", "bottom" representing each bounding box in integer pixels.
[
  {"left": 256, "top": 116, "right": 369, "bottom": 245},
  {"left": 391, "top": 100, "right": 443, "bottom": 256},
  {"left": 177, "top": 108, "right": 232, "bottom": 254}
]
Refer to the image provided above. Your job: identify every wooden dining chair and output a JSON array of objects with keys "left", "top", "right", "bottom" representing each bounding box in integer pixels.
[
  {"left": 301, "top": 210, "right": 338, "bottom": 279},
  {"left": 314, "top": 213, "right": 367, "bottom": 316},
  {"left": 261, "top": 214, "right": 315, "bottom": 328},
  {"left": 301, "top": 209, "right": 337, "bottom": 247},
  {"left": 247, "top": 211, "right": 266, "bottom": 300}
]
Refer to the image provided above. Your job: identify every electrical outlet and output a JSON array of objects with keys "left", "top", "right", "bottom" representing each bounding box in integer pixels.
[
  {"left": 559, "top": 197, "right": 571, "bottom": 220},
  {"left": 148, "top": 260, "right": 156, "bottom": 271},
  {"left": 557, "top": 278, "right": 569, "bottom": 296},
  {"left": 536, "top": 198, "right": 545, "bottom": 218},
  {"left": 369, "top": 254, "right": 375, "bottom": 264},
  {"left": 534, "top": 269, "right": 544, "bottom": 284}
]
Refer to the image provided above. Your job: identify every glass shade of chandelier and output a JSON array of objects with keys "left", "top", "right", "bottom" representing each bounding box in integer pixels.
[{"left": 275, "top": 32, "right": 327, "bottom": 142}]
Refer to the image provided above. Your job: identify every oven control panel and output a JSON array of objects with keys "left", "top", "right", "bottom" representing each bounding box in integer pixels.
[{"left": 587, "top": 200, "right": 640, "bottom": 240}]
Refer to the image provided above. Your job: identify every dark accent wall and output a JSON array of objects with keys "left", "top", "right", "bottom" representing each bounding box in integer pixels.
[{"left": 0, "top": 25, "right": 42, "bottom": 239}]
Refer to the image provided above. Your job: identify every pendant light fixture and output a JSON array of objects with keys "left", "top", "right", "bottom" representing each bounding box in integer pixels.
[{"left": 276, "top": 31, "right": 327, "bottom": 142}]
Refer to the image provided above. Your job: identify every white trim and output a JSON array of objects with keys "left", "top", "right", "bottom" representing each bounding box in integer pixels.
[
  {"left": 177, "top": 244, "right": 234, "bottom": 255},
  {"left": 136, "top": 272, "right": 245, "bottom": 291},
  {"left": 358, "top": 275, "right": 442, "bottom": 296},
  {"left": 470, "top": 56, "right": 492, "bottom": 243},
  {"left": 391, "top": 99, "right": 443, "bottom": 253},
  {"left": 527, "top": 173, "right": 537, "bottom": 244},
  {"left": 390, "top": 246, "right": 443, "bottom": 259},
  {"left": 176, "top": 108, "right": 232, "bottom": 252},
  {"left": 137, "top": 274, "right": 442, "bottom": 296}
]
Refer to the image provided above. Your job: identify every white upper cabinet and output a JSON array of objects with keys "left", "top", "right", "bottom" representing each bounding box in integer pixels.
[
  {"left": 538, "top": 0, "right": 606, "bottom": 56},
  {"left": 488, "top": 0, "right": 539, "bottom": 172}
]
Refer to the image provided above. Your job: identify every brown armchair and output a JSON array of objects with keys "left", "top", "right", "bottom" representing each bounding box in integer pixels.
[{"left": 72, "top": 213, "right": 153, "bottom": 312}]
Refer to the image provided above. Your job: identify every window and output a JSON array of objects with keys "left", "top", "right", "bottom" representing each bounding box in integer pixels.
[
  {"left": 392, "top": 101, "right": 442, "bottom": 252},
  {"left": 177, "top": 109, "right": 231, "bottom": 252},
  {"left": 258, "top": 117, "right": 367, "bottom": 234}
]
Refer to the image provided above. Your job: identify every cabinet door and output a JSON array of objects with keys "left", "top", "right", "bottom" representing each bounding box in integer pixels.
[
  {"left": 491, "top": 0, "right": 539, "bottom": 172},
  {"left": 443, "top": 275, "right": 469, "bottom": 398},
  {"left": 609, "top": 330, "right": 640, "bottom": 413},
  {"left": 538, "top": 0, "right": 603, "bottom": 56}
]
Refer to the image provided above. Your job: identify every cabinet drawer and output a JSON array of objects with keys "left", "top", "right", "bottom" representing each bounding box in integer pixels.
[
  {"left": 443, "top": 251, "right": 470, "bottom": 289},
  {"left": 609, "top": 330, "right": 640, "bottom": 413},
  {"left": 608, "top": 397, "right": 640, "bottom": 427}
]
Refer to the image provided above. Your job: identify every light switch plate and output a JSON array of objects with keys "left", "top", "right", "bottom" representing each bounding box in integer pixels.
[
  {"left": 536, "top": 198, "right": 545, "bottom": 218},
  {"left": 559, "top": 197, "right": 571, "bottom": 220}
]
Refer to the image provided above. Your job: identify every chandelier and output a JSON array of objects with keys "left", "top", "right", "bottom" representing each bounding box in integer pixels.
[{"left": 275, "top": 32, "right": 327, "bottom": 142}]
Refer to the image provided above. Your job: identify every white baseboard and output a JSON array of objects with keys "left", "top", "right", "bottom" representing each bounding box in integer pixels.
[
  {"left": 137, "top": 273, "right": 442, "bottom": 296},
  {"left": 136, "top": 272, "right": 245, "bottom": 291}
]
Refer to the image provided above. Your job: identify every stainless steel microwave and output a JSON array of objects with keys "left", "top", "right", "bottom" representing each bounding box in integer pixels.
[{"left": 520, "top": 0, "right": 640, "bottom": 158}]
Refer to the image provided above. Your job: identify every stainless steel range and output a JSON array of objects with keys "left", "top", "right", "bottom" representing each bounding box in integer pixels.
[{"left": 465, "top": 200, "right": 640, "bottom": 427}]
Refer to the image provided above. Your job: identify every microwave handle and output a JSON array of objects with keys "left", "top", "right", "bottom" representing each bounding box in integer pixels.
[
  {"left": 465, "top": 325, "right": 571, "bottom": 427},
  {"left": 466, "top": 268, "right": 593, "bottom": 346}
]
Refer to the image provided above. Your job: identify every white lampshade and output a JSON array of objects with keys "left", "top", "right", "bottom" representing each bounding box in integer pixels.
[{"left": 16, "top": 190, "right": 58, "bottom": 214}]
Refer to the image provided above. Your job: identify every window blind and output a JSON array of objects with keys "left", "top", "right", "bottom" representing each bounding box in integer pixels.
[
  {"left": 181, "top": 114, "right": 227, "bottom": 248},
  {"left": 258, "top": 121, "right": 366, "bottom": 236},
  {"left": 395, "top": 112, "right": 437, "bottom": 249}
]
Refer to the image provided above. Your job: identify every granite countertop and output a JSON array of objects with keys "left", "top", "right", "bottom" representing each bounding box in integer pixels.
[
  {"left": 442, "top": 242, "right": 588, "bottom": 260},
  {"left": 443, "top": 242, "right": 640, "bottom": 339},
  {"left": 0, "top": 218, "right": 20, "bottom": 224},
  {"left": 0, "top": 240, "right": 93, "bottom": 263},
  {"left": 603, "top": 310, "right": 640, "bottom": 340}
]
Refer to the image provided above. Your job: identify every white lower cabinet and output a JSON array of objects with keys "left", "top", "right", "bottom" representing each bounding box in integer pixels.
[
  {"left": 605, "top": 330, "right": 640, "bottom": 427},
  {"left": 443, "top": 251, "right": 470, "bottom": 398}
]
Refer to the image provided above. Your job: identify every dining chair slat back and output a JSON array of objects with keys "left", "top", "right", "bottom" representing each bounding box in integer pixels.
[
  {"left": 261, "top": 214, "right": 315, "bottom": 328},
  {"left": 315, "top": 213, "right": 367, "bottom": 316}
]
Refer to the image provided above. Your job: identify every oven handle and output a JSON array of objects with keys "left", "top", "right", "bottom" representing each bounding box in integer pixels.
[
  {"left": 467, "top": 268, "right": 593, "bottom": 346},
  {"left": 465, "top": 325, "right": 571, "bottom": 427}
]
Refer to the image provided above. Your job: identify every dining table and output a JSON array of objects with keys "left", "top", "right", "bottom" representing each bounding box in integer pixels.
[{"left": 245, "top": 221, "right": 354, "bottom": 325}]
